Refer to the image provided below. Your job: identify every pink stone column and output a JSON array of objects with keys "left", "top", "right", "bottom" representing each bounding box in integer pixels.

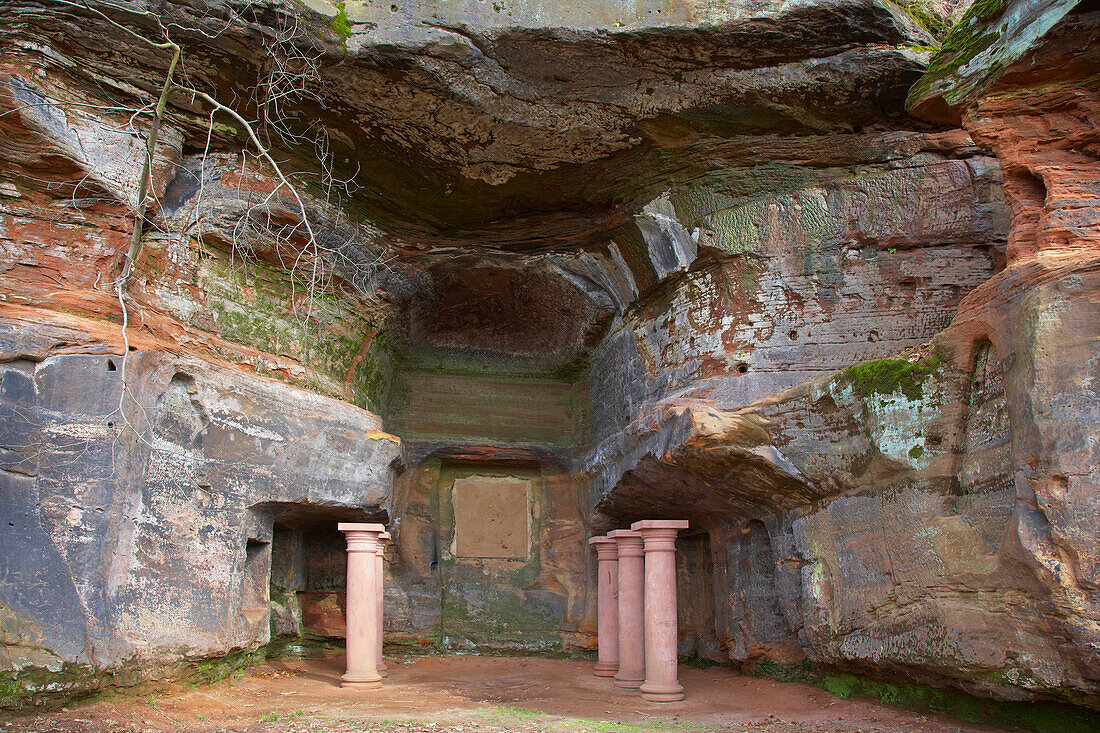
[
  {"left": 337, "top": 522, "right": 384, "bottom": 689},
  {"left": 376, "top": 530, "right": 390, "bottom": 677},
  {"left": 608, "top": 529, "right": 645, "bottom": 690},
  {"left": 588, "top": 536, "right": 619, "bottom": 677},
  {"left": 632, "top": 519, "right": 689, "bottom": 702}
]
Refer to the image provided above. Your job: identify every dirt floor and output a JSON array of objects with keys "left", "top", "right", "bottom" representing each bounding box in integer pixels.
[{"left": 1, "top": 655, "right": 1008, "bottom": 733}]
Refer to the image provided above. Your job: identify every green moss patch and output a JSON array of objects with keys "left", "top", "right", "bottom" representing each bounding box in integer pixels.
[
  {"left": 750, "top": 658, "right": 822, "bottom": 685},
  {"left": 842, "top": 349, "right": 943, "bottom": 402},
  {"left": 331, "top": 2, "right": 352, "bottom": 45},
  {"left": 0, "top": 662, "right": 155, "bottom": 711},
  {"left": 819, "top": 672, "right": 1099, "bottom": 733},
  {"left": 906, "top": 0, "right": 1007, "bottom": 108},
  {"left": 186, "top": 647, "right": 266, "bottom": 687},
  {"left": 187, "top": 241, "right": 392, "bottom": 411},
  {"left": 0, "top": 645, "right": 272, "bottom": 712},
  {"left": 1, "top": 660, "right": 170, "bottom": 711},
  {"left": 751, "top": 662, "right": 1100, "bottom": 732},
  {"left": 266, "top": 632, "right": 347, "bottom": 661},
  {"left": 889, "top": 0, "right": 956, "bottom": 38}
]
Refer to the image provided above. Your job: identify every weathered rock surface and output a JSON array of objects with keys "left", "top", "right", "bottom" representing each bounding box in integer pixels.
[
  {"left": 0, "top": 310, "right": 400, "bottom": 695},
  {"left": 0, "top": 0, "right": 934, "bottom": 241},
  {"left": 577, "top": 1, "right": 1099, "bottom": 706},
  {"left": 0, "top": 0, "right": 1097, "bottom": 718}
]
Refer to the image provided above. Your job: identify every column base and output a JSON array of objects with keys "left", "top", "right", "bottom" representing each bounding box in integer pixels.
[
  {"left": 639, "top": 681, "right": 684, "bottom": 702},
  {"left": 593, "top": 661, "right": 618, "bottom": 677},
  {"left": 613, "top": 674, "right": 644, "bottom": 690},
  {"left": 341, "top": 671, "right": 383, "bottom": 689},
  {"left": 378, "top": 661, "right": 388, "bottom": 678}
]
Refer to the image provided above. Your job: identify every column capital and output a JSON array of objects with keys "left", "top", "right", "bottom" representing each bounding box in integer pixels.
[
  {"left": 631, "top": 520, "right": 688, "bottom": 552},
  {"left": 630, "top": 519, "right": 689, "bottom": 532},
  {"left": 338, "top": 522, "right": 387, "bottom": 532},
  {"left": 608, "top": 529, "right": 644, "bottom": 558},
  {"left": 588, "top": 536, "right": 618, "bottom": 560},
  {"left": 339, "top": 522, "right": 386, "bottom": 553}
]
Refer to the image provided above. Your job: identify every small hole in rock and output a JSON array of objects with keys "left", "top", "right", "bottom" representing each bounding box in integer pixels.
[
  {"left": 788, "top": 330, "right": 798, "bottom": 340},
  {"left": 106, "top": 359, "right": 116, "bottom": 371},
  {"left": 107, "top": 421, "right": 114, "bottom": 429},
  {"left": 736, "top": 362, "right": 749, "bottom": 374}
]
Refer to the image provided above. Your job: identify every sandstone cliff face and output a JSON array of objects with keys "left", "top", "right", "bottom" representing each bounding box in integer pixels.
[
  {"left": 0, "top": 0, "right": 1096, "bottom": 715},
  {"left": 577, "top": 1, "right": 1100, "bottom": 705}
]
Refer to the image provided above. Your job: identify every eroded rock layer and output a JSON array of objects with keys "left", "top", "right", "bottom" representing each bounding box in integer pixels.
[{"left": 0, "top": 0, "right": 1097, "bottom": 716}]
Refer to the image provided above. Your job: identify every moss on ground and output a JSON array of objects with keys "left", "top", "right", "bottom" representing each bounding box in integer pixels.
[
  {"left": 0, "top": 644, "right": 272, "bottom": 712},
  {"left": 823, "top": 671, "right": 1100, "bottom": 732},
  {"left": 751, "top": 661, "right": 1100, "bottom": 733},
  {"left": 483, "top": 705, "right": 681, "bottom": 732},
  {"left": 187, "top": 647, "right": 266, "bottom": 687}
]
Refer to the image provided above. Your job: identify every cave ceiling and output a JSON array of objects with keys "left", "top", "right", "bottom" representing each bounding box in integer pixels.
[
  {"left": 1, "top": 0, "right": 944, "bottom": 366},
  {"left": 5, "top": 0, "right": 936, "bottom": 243}
]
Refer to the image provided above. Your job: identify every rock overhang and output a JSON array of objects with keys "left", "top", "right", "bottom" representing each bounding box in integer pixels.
[
  {"left": 0, "top": 0, "right": 961, "bottom": 378},
  {"left": 906, "top": 0, "right": 1097, "bottom": 124},
  {"left": 2, "top": 0, "right": 938, "bottom": 240}
]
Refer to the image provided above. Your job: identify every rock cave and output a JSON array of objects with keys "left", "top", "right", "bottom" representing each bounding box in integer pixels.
[{"left": 0, "top": 0, "right": 1098, "bottom": 730}]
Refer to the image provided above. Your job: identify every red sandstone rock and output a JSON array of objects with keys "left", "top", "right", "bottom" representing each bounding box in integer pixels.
[{"left": 0, "top": 0, "right": 1096, "bottom": 718}]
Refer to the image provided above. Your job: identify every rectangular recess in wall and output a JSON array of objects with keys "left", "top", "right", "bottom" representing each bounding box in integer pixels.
[{"left": 452, "top": 475, "right": 530, "bottom": 559}]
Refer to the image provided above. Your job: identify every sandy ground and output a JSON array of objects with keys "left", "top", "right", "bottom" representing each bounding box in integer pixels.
[{"left": 1, "top": 655, "right": 1007, "bottom": 733}]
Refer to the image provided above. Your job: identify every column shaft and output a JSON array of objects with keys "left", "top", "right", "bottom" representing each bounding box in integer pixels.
[
  {"left": 609, "top": 529, "right": 645, "bottom": 690},
  {"left": 376, "top": 531, "right": 390, "bottom": 677},
  {"left": 589, "top": 536, "right": 619, "bottom": 677},
  {"left": 632, "top": 519, "right": 689, "bottom": 703}
]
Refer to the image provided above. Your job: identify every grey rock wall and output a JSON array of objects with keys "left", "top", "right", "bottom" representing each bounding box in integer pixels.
[{"left": 0, "top": 321, "right": 400, "bottom": 677}]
